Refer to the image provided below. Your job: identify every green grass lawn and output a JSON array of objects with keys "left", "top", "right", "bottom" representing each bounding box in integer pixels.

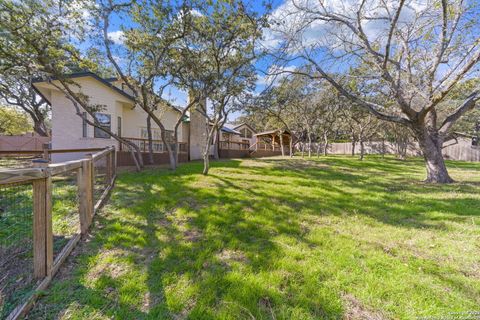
[{"left": 28, "top": 156, "right": 480, "bottom": 319}]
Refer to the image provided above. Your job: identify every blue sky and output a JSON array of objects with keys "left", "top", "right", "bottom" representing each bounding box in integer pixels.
[
  {"left": 98, "top": 0, "right": 286, "bottom": 120},
  {"left": 88, "top": 0, "right": 480, "bottom": 121}
]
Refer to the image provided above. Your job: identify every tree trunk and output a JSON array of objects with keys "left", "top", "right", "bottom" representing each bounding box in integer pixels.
[
  {"left": 160, "top": 130, "right": 176, "bottom": 170},
  {"left": 395, "top": 136, "right": 407, "bottom": 160},
  {"left": 203, "top": 151, "right": 210, "bottom": 175},
  {"left": 166, "top": 143, "right": 176, "bottom": 170},
  {"left": 417, "top": 132, "right": 454, "bottom": 183},
  {"left": 289, "top": 138, "right": 293, "bottom": 157},
  {"left": 213, "top": 129, "right": 220, "bottom": 160},
  {"left": 202, "top": 127, "right": 215, "bottom": 175},
  {"left": 381, "top": 138, "right": 386, "bottom": 158},
  {"left": 359, "top": 138, "right": 365, "bottom": 160},
  {"left": 316, "top": 143, "right": 321, "bottom": 158},
  {"left": 33, "top": 120, "right": 49, "bottom": 137},
  {"left": 172, "top": 126, "right": 181, "bottom": 169},
  {"left": 146, "top": 115, "right": 154, "bottom": 165},
  {"left": 308, "top": 135, "right": 312, "bottom": 158},
  {"left": 351, "top": 140, "right": 356, "bottom": 156},
  {"left": 279, "top": 132, "right": 285, "bottom": 156},
  {"left": 323, "top": 132, "right": 328, "bottom": 156}
]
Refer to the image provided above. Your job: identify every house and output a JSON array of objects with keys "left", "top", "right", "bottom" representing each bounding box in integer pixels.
[
  {"left": 32, "top": 72, "right": 289, "bottom": 164},
  {"left": 222, "top": 123, "right": 257, "bottom": 146},
  {"left": 33, "top": 72, "right": 194, "bottom": 163}
]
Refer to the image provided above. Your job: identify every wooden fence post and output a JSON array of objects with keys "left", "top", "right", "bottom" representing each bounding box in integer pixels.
[
  {"left": 106, "top": 148, "right": 112, "bottom": 184},
  {"left": 112, "top": 146, "right": 117, "bottom": 178},
  {"left": 32, "top": 160, "right": 53, "bottom": 279},
  {"left": 78, "top": 156, "right": 94, "bottom": 234},
  {"left": 42, "top": 143, "right": 50, "bottom": 161}
]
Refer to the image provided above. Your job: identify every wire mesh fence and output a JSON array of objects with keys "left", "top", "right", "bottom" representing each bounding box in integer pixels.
[
  {"left": 0, "top": 182, "right": 35, "bottom": 318},
  {"left": 51, "top": 170, "right": 80, "bottom": 258},
  {"left": 93, "top": 155, "right": 109, "bottom": 205},
  {"left": 0, "top": 147, "right": 116, "bottom": 319},
  {"left": 0, "top": 156, "right": 38, "bottom": 169}
]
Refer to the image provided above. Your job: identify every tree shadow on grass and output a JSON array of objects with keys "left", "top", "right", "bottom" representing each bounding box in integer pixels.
[
  {"left": 28, "top": 157, "right": 480, "bottom": 319},
  {"left": 244, "top": 157, "right": 480, "bottom": 224}
]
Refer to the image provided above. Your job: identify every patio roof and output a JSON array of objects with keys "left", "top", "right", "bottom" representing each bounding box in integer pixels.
[
  {"left": 220, "top": 126, "right": 241, "bottom": 135},
  {"left": 254, "top": 129, "right": 291, "bottom": 136}
]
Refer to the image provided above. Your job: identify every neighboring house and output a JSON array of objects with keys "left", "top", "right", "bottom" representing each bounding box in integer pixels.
[
  {"left": 32, "top": 71, "right": 286, "bottom": 164},
  {"left": 223, "top": 123, "right": 257, "bottom": 146}
]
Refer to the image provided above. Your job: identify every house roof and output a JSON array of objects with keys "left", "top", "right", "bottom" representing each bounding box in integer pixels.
[
  {"left": 32, "top": 71, "right": 136, "bottom": 102},
  {"left": 32, "top": 71, "right": 182, "bottom": 114},
  {"left": 220, "top": 126, "right": 241, "bottom": 135},
  {"left": 231, "top": 122, "right": 257, "bottom": 133},
  {"left": 255, "top": 129, "right": 291, "bottom": 136}
]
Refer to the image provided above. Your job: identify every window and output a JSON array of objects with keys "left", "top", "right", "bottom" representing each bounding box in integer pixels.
[
  {"left": 165, "top": 130, "right": 174, "bottom": 143},
  {"left": 140, "top": 127, "right": 161, "bottom": 140},
  {"left": 94, "top": 113, "right": 111, "bottom": 139},
  {"left": 82, "top": 112, "right": 87, "bottom": 138},
  {"left": 117, "top": 116, "right": 122, "bottom": 137},
  {"left": 140, "top": 128, "right": 174, "bottom": 142},
  {"left": 240, "top": 128, "right": 252, "bottom": 139}
]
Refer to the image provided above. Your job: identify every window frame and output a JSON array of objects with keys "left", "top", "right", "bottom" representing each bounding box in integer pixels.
[
  {"left": 82, "top": 112, "right": 87, "bottom": 138},
  {"left": 117, "top": 116, "right": 122, "bottom": 137},
  {"left": 240, "top": 127, "right": 252, "bottom": 139},
  {"left": 93, "top": 112, "right": 112, "bottom": 139}
]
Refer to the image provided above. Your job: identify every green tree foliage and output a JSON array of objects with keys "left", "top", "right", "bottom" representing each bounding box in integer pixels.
[{"left": 0, "top": 107, "right": 32, "bottom": 135}]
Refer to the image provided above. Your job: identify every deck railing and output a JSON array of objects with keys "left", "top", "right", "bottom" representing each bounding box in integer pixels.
[
  {"left": 250, "top": 142, "right": 282, "bottom": 152},
  {"left": 119, "top": 137, "right": 188, "bottom": 153},
  {"left": 0, "top": 147, "right": 116, "bottom": 319},
  {"left": 219, "top": 141, "right": 250, "bottom": 150}
]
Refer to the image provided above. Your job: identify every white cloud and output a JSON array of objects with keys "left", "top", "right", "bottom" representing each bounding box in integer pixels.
[
  {"left": 190, "top": 9, "right": 203, "bottom": 17},
  {"left": 108, "top": 30, "right": 125, "bottom": 45},
  {"left": 262, "top": 0, "right": 430, "bottom": 51},
  {"left": 256, "top": 65, "right": 297, "bottom": 86}
]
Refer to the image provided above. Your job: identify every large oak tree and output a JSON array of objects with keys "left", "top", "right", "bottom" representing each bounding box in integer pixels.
[{"left": 268, "top": 0, "right": 480, "bottom": 183}]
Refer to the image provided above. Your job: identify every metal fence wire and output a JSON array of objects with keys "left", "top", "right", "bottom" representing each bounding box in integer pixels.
[
  {"left": 0, "top": 156, "right": 36, "bottom": 169},
  {"left": 0, "top": 147, "right": 116, "bottom": 319},
  {"left": 51, "top": 170, "right": 80, "bottom": 258},
  {"left": 0, "top": 182, "right": 35, "bottom": 318},
  {"left": 93, "top": 156, "right": 109, "bottom": 205}
]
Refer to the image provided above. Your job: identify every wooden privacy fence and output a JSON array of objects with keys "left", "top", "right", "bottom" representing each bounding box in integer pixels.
[
  {"left": 0, "top": 146, "right": 116, "bottom": 320},
  {"left": 327, "top": 141, "right": 480, "bottom": 162},
  {"left": 0, "top": 135, "right": 50, "bottom": 152}
]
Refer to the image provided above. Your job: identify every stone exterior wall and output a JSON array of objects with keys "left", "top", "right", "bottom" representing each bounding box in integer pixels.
[{"left": 188, "top": 93, "right": 208, "bottom": 160}]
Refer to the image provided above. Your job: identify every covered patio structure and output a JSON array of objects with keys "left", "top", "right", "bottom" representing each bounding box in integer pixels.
[{"left": 252, "top": 129, "right": 292, "bottom": 156}]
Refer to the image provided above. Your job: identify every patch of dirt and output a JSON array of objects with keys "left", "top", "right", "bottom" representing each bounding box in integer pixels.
[
  {"left": 273, "top": 159, "right": 330, "bottom": 171},
  {"left": 216, "top": 249, "right": 249, "bottom": 267},
  {"left": 183, "top": 228, "right": 202, "bottom": 242},
  {"left": 258, "top": 297, "right": 276, "bottom": 319},
  {"left": 0, "top": 243, "right": 36, "bottom": 318},
  {"left": 87, "top": 248, "right": 131, "bottom": 281},
  {"left": 141, "top": 291, "right": 161, "bottom": 313},
  {"left": 172, "top": 299, "right": 197, "bottom": 320},
  {"left": 342, "top": 293, "right": 386, "bottom": 320},
  {"left": 181, "top": 197, "right": 203, "bottom": 211}
]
